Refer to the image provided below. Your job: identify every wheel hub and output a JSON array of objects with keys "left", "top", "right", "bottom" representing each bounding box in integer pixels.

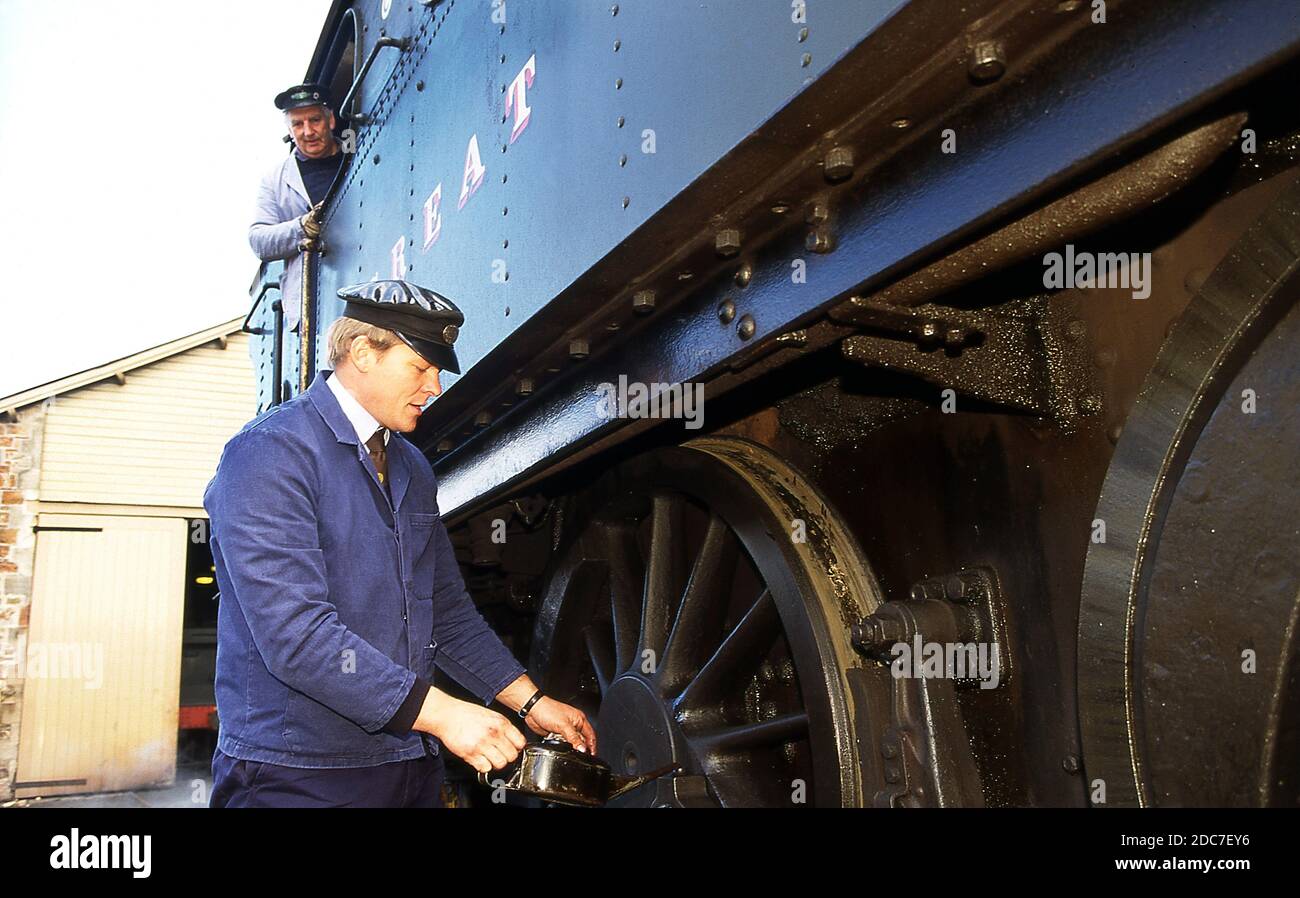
[{"left": 596, "top": 674, "right": 682, "bottom": 778}]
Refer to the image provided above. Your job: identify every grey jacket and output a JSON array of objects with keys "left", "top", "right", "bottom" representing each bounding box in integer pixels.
[{"left": 249, "top": 153, "right": 311, "bottom": 331}]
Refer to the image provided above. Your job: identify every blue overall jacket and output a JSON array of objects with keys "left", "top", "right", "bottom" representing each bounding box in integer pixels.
[{"left": 203, "top": 371, "right": 526, "bottom": 767}]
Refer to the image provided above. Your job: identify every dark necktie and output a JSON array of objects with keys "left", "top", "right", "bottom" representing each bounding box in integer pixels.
[{"left": 365, "top": 428, "right": 389, "bottom": 486}]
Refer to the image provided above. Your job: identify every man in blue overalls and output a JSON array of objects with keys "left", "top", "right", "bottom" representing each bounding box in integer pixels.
[{"left": 205, "top": 280, "right": 595, "bottom": 807}]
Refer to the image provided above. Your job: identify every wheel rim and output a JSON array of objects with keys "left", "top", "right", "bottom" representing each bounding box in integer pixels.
[
  {"left": 1079, "top": 176, "right": 1300, "bottom": 807},
  {"left": 531, "top": 437, "right": 883, "bottom": 807}
]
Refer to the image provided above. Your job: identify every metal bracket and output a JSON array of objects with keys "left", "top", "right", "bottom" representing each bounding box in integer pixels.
[
  {"left": 851, "top": 566, "right": 1011, "bottom": 807},
  {"left": 853, "top": 566, "right": 1011, "bottom": 688},
  {"left": 909, "top": 567, "right": 1011, "bottom": 687},
  {"left": 830, "top": 297, "right": 983, "bottom": 349},
  {"left": 831, "top": 294, "right": 1098, "bottom": 423}
]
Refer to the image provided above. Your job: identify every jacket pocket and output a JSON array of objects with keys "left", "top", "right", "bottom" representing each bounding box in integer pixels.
[
  {"left": 404, "top": 513, "right": 440, "bottom": 598},
  {"left": 283, "top": 688, "right": 371, "bottom": 754}
]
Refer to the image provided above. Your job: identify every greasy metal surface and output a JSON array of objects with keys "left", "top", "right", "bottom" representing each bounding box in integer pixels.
[
  {"left": 687, "top": 437, "right": 884, "bottom": 803},
  {"left": 829, "top": 299, "right": 982, "bottom": 349},
  {"left": 856, "top": 568, "right": 1011, "bottom": 687},
  {"left": 529, "top": 437, "right": 885, "bottom": 806},
  {"left": 857, "top": 601, "right": 985, "bottom": 807},
  {"left": 851, "top": 569, "right": 1008, "bottom": 806},
  {"left": 1078, "top": 174, "right": 1300, "bottom": 807},
  {"left": 876, "top": 676, "right": 983, "bottom": 808},
  {"left": 838, "top": 294, "right": 1097, "bottom": 422},
  {"left": 424, "top": 0, "right": 1300, "bottom": 516},
  {"left": 707, "top": 159, "right": 1300, "bottom": 805},
  {"left": 777, "top": 381, "right": 924, "bottom": 451},
  {"left": 868, "top": 114, "right": 1246, "bottom": 308},
  {"left": 513, "top": 106, "right": 1297, "bottom": 808},
  {"left": 1141, "top": 299, "right": 1300, "bottom": 806}
]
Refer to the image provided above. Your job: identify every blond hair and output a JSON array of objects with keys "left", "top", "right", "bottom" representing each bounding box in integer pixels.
[{"left": 326, "top": 316, "right": 399, "bottom": 368}]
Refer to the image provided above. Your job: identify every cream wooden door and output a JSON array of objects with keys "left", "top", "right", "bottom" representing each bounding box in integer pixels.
[{"left": 14, "top": 513, "right": 187, "bottom": 798}]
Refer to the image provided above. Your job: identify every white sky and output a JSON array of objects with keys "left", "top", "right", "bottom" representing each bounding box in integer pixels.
[{"left": 0, "top": 0, "right": 326, "bottom": 399}]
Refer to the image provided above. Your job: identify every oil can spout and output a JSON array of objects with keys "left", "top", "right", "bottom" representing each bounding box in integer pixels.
[{"left": 606, "top": 763, "right": 683, "bottom": 800}]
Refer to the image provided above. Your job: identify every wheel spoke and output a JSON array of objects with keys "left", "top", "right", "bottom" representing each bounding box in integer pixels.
[
  {"left": 638, "top": 492, "right": 685, "bottom": 665},
  {"left": 600, "top": 524, "right": 643, "bottom": 672},
  {"left": 659, "top": 514, "right": 739, "bottom": 693},
  {"left": 692, "top": 712, "right": 810, "bottom": 757},
  {"left": 676, "top": 588, "right": 780, "bottom": 711},
  {"left": 583, "top": 624, "right": 615, "bottom": 696}
]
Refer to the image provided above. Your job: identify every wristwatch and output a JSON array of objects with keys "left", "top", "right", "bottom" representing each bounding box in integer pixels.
[{"left": 519, "top": 689, "right": 544, "bottom": 719}]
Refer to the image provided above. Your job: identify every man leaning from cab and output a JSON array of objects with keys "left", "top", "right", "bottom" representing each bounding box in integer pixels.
[{"left": 248, "top": 82, "right": 345, "bottom": 335}]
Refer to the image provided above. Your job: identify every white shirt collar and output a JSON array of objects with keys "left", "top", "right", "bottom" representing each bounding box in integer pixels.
[{"left": 326, "top": 370, "right": 389, "bottom": 446}]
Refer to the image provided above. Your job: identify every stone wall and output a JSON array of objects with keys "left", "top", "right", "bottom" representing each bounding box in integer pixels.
[{"left": 0, "top": 400, "right": 48, "bottom": 801}]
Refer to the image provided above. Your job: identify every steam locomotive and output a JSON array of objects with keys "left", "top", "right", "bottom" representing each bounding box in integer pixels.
[{"left": 243, "top": 0, "right": 1300, "bottom": 807}]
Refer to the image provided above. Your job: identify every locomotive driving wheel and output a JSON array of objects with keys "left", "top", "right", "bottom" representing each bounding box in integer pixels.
[
  {"left": 530, "top": 437, "right": 883, "bottom": 807},
  {"left": 1079, "top": 175, "right": 1300, "bottom": 807}
]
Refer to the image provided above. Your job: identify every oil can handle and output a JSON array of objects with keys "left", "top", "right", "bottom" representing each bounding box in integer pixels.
[{"left": 476, "top": 760, "right": 525, "bottom": 792}]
